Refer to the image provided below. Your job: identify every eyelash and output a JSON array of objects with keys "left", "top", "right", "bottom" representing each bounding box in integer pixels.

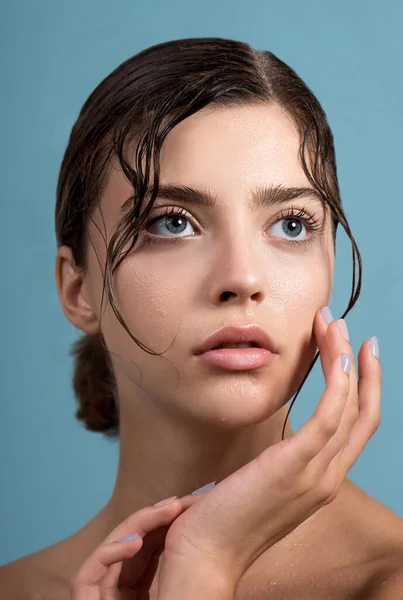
[{"left": 143, "top": 205, "right": 323, "bottom": 248}]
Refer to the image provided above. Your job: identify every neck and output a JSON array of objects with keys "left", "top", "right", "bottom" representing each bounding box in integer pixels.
[
  {"left": 101, "top": 396, "right": 293, "bottom": 539},
  {"left": 65, "top": 380, "right": 295, "bottom": 572}
]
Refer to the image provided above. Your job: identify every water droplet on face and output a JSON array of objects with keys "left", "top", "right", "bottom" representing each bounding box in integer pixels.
[{"left": 228, "top": 381, "right": 260, "bottom": 399}]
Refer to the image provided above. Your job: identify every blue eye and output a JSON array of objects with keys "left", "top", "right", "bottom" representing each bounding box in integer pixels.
[
  {"left": 269, "top": 217, "right": 308, "bottom": 241},
  {"left": 146, "top": 209, "right": 195, "bottom": 237},
  {"left": 144, "top": 205, "right": 323, "bottom": 247}
]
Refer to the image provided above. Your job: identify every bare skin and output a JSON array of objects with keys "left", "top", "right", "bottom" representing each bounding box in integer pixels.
[
  {"left": 2, "top": 479, "right": 403, "bottom": 599},
  {"left": 2, "top": 104, "right": 402, "bottom": 598}
]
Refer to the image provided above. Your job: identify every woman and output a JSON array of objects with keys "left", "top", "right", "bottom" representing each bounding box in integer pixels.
[{"left": 1, "top": 37, "right": 402, "bottom": 599}]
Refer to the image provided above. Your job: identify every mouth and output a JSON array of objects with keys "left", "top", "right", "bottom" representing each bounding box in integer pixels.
[
  {"left": 211, "top": 342, "right": 260, "bottom": 350},
  {"left": 195, "top": 324, "right": 277, "bottom": 355},
  {"left": 196, "top": 345, "right": 275, "bottom": 371}
]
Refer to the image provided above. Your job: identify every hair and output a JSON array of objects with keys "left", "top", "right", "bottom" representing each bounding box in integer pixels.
[{"left": 55, "top": 37, "right": 362, "bottom": 440}]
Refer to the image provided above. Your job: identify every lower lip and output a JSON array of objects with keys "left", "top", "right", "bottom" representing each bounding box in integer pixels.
[{"left": 196, "top": 348, "right": 275, "bottom": 370}]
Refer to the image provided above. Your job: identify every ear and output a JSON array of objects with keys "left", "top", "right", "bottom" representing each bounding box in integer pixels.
[{"left": 55, "top": 245, "right": 100, "bottom": 335}]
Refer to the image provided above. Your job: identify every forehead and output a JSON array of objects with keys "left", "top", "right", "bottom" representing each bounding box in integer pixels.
[
  {"left": 156, "top": 103, "right": 308, "bottom": 193},
  {"left": 101, "top": 103, "right": 311, "bottom": 219}
]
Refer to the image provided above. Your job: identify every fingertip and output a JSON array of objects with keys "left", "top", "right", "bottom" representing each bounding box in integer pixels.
[
  {"left": 153, "top": 495, "right": 179, "bottom": 508},
  {"left": 320, "top": 305, "right": 334, "bottom": 326},
  {"left": 336, "top": 319, "right": 350, "bottom": 342},
  {"left": 117, "top": 532, "right": 139, "bottom": 543},
  {"left": 369, "top": 336, "right": 380, "bottom": 360},
  {"left": 341, "top": 352, "right": 352, "bottom": 375}
]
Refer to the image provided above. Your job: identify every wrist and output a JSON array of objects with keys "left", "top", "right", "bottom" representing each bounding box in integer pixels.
[{"left": 158, "top": 555, "right": 236, "bottom": 600}]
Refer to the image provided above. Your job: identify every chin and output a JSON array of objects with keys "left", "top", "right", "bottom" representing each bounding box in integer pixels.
[{"left": 174, "top": 382, "right": 287, "bottom": 430}]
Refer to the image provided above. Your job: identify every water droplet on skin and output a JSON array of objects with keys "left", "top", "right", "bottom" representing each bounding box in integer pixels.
[{"left": 228, "top": 381, "right": 260, "bottom": 398}]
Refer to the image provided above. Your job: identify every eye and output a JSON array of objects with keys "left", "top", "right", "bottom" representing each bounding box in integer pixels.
[
  {"left": 146, "top": 208, "right": 195, "bottom": 237},
  {"left": 266, "top": 206, "right": 323, "bottom": 246},
  {"left": 144, "top": 205, "right": 322, "bottom": 247},
  {"left": 269, "top": 216, "right": 308, "bottom": 241}
]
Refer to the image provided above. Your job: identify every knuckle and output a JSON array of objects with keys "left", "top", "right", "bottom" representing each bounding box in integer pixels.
[
  {"left": 323, "top": 487, "right": 338, "bottom": 505},
  {"left": 299, "top": 467, "right": 318, "bottom": 495},
  {"left": 317, "top": 478, "right": 338, "bottom": 505},
  {"left": 274, "top": 470, "right": 296, "bottom": 494},
  {"left": 320, "top": 415, "right": 339, "bottom": 437}
]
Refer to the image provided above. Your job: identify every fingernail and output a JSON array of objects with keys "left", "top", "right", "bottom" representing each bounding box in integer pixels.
[
  {"left": 341, "top": 353, "right": 351, "bottom": 374},
  {"left": 337, "top": 319, "right": 350, "bottom": 341},
  {"left": 370, "top": 336, "right": 379, "bottom": 359},
  {"left": 321, "top": 306, "right": 334, "bottom": 324},
  {"left": 154, "top": 496, "right": 178, "bottom": 507},
  {"left": 191, "top": 481, "right": 216, "bottom": 495},
  {"left": 118, "top": 532, "right": 139, "bottom": 543}
]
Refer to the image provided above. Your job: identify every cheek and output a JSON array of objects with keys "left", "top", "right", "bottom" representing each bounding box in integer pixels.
[
  {"left": 269, "top": 258, "right": 329, "bottom": 399},
  {"left": 269, "top": 254, "right": 331, "bottom": 341},
  {"left": 275, "top": 264, "right": 328, "bottom": 307},
  {"left": 103, "top": 258, "right": 190, "bottom": 354}
]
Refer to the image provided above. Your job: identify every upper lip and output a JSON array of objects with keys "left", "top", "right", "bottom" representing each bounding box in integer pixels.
[{"left": 195, "top": 325, "right": 277, "bottom": 355}]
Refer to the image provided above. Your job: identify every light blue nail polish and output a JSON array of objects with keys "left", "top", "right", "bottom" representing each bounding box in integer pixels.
[
  {"left": 117, "top": 532, "right": 139, "bottom": 543},
  {"left": 321, "top": 306, "right": 334, "bottom": 324},
  {"left": 370, "top": 336, "right": 379, "bottom": 359},
  {"left": 342, "top": 353, "right": 351, "bottom": 374},
  {"left": 191, "top": 481, "right": 216, "bottom": 495}
]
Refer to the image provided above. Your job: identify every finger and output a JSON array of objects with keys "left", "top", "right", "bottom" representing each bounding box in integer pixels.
[
  {"left": 257, "top": 350, "right": 351, "bottom": 489},
  {"left": 103, "top": 498, "right": 182, "bottom": 543},
  {"left": 315, "top": 310, "right": 358, "bottom": 397},
  {"left": 98, "top": 561, "right": 125, "bottom": 600},
  {"left": 339, "top": 337, "right": 381, "bottom": 469},
  {"left": 313, "top": 306, "right": 334, "bottom": 377},
  {"left": 179, "top": 491, "right": 214, "bottom": 511},
  {"left": 113, "top": 495, "right": 202, "bottom": 592},
  {"left": 315, "top": 312, "right": 360, "bottom": 439},
  {"left": 72, "top": 500, "right": 183, "bottom": 591},
  {"left": 71, "top": 538, "right": 144, "bottom": 600},
  {"left": 131, "top": 541, "right": 165, "bottom": 597},
  {"left": 266, "top": 317, "right": 357, "bottom": 479},
  {"left": 283, "top": 350, "right": 351, "bottom": 468},
  {"left": 311, "top": 320, "right": 360, "bottom": 467},
  {"left": 315, "top": 309, "right": 358, "bottom": 402}
]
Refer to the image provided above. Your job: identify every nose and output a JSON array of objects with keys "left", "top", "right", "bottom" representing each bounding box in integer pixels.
[{"left": 208, "top": 236, "right": 266, "bottom": 308}]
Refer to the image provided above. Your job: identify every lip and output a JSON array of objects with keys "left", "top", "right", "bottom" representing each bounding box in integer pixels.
[
  {"left": 196, "top": 347, "right": 275, "bottom": 370},
  {"left": 194, "top": 325, "right": 278, "bottom": 356}
]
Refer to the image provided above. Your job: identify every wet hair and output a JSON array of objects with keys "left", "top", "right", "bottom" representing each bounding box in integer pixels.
[{"left": 55, "top": 37, "right": 362, "bottom": 440}]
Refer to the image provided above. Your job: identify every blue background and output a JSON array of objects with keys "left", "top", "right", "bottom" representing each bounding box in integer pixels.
[{"left": 1, "top": 0, "right": 402, "bottom": 565}]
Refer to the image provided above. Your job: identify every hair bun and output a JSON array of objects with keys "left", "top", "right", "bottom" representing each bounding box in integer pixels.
[{"left": 70, "top": 333, "right": 119, "bottom": 437}]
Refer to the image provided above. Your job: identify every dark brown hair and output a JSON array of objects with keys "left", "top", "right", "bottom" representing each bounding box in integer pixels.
[{"left": 55, "top": 37, "right": 362, "bottom": 440}]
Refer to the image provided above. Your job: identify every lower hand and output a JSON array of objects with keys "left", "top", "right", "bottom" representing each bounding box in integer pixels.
[
  {"left": 159, "top": 307, "right": 381, "bottom": 588},
  {"left": 70, "top": 493, "right": 202, "bottom": 599}
]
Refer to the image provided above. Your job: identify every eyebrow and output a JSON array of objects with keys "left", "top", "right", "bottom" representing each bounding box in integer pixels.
[{"left": 120, "top": 183, "right": 325, "bottom": 214}]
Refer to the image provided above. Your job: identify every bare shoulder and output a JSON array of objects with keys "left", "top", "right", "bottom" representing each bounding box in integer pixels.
[
  {"left": 0, "top": 554, "right": 70, "bottom": 600},
  {"left": 333, "top": 479, "right": 403, "bottom": 599},
  {"left": 362, "top": 552, "right": 403, "bottom": 599}
]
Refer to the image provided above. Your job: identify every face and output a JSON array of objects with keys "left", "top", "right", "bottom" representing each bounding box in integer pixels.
[{"left": 82, "top": 104, "right": 334, "bottom": 429}]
